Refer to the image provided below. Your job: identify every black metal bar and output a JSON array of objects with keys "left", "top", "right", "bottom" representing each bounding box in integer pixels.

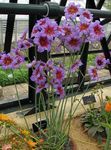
[
  {"left": 28, "top": 0, "right": 38, "bottom": 105},
  {"left": 101, "top": 38, "right": 111, "bottom": 75},
  {"left": 107, "top": 34, "right": 111, "bottom": 45},
  {"left": 66, "top": 76, "right": 111, "bottom": 96},
  {"left": 1, "top": 75, "right": 111, "bottom": 113},
  {"left": 97, "top": 0, "right": 105, "bottom": 9},
  {"left": 26, "top": 0, "right": 51, "bottom": 116},
  {"left": 77, "top": 0, "right": 91, "bottom": 90},
  {"left": 4, "top": 0, "right": 17, "bottom": 53},
  {"left": 0, "top": 2, "right": 62, "bottom": 18},
  {"left": 100, "top": 19, "right": 111, "bottom": 25},
  {"left": 25, "top": 49, "right": 111, "bottom": 60},
  {"left": 0, "top": 3, "right": 111, "bottom": 19},
  {"left": 78, "top": 43, "right": 89, "bottom": 91},
  {"left": 50, "top": 50, "right": 111, "bottom": 58},
  {"left": 56, "top": 0, "right": 67, "bottom": 24},
  {"left": 28, "top": 0, "right": 47, "bottom": 104},
  {"left": 0, "top": 97, "right": 29, "bottom": 111},
  {"left": 86, "top": 0, "right": 96, "bottom": 8}
]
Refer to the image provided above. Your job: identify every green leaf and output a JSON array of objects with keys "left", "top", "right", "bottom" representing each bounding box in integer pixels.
[
  {"left": 97, "top": 127, "right": 104, "bottom": 132},
  {"left": 102, "top": 123, "right": 111, "bottom": 129},
  {"left": 88, "top": 126, "right": 98, "bottom": 137},
  {"left": 84, "top": 123, "right": 92, "bottom": 128}
]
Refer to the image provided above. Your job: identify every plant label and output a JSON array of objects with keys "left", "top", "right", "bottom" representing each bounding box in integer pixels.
[
  {"left": 83, "top": 95, "right": 96, "bottom": 105},
  {"left": 32, "top": 119, "right": 47, "bottom": 132}
]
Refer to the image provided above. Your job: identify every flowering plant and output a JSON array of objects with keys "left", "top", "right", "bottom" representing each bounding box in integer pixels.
[
  {"left": 0, "top": 2, "right": 108, "bottom": 150},
  {"left": 99, "top": 96, "right": 111, "bottom": 150}
]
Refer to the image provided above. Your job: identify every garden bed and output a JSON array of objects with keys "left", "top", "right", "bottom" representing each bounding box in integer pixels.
[
  {"left": 0, "top": 116, "right": 102, "bottom": 150},
  {"left": 70, "top": 116, "right": 102, "bottom": 150}
]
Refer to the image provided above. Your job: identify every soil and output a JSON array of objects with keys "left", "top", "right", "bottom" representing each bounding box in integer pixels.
[
  {"left": 64, "top": 138, "right": 76, "bottom": 150},
  {"left": 69, "top": 117, "right": 102, "bottom": 150}
]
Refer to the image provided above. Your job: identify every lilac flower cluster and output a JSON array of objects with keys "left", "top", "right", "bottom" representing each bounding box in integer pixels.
[
  {"left": 17, "top": 29, "right": 33, "bottom": 50},
  {"left": 88, "top": 66, "right": 98, "bottom": 81},
  {"left": 0, "top": 48, "right": 25, "bottom": 70},
  {"left": 64, "top": 2, "right": 104, "bottom": 44},
  {"left": 70, "top": 59, "right": 82, "bottom": 73},
  {"left": 0, "top": 2, "right": 106, "bottom": 97},
  {"left": 30, "top": 60, "right": 65, "bottom": 98},
  {"left": 88, "top": 55, "right": 110, "bottom": 81},
  {"left": 32, "top": 18, "right": 59, "bottom": 52},
  {"left": 15, "top": 3, "right": 104, "bottom": 54}
]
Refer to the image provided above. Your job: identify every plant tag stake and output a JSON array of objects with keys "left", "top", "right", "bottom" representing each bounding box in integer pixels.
[
  {"left": 32, "top": 119, "right": 47, "bottom": 132},
  {"left": 83, "top": 95, "right": 96, "bottom": 105}
]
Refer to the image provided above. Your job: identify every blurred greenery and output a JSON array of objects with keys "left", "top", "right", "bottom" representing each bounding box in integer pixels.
[
  {"left": 104, "top": 1, "right": 111, "bottom": 10},
  {"left": 0, "top": 64, "right": 28, "bottom": 86}
]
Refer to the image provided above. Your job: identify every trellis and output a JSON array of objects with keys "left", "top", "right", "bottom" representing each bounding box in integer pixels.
[{"left": 0, "top": 0, "right": 111, "bottom": 115}]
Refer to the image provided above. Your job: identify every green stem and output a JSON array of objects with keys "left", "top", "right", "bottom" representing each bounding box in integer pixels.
[
  {"left": 104, "top": 128, "right": 111, "bottom": 150},
  {"left": 11, "top": 70, "right": 29, "bottom": 129}
]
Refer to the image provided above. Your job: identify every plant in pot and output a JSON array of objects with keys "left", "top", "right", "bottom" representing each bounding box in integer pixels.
[{"left": 0, "top": 2, "right": 106, "bottom": 150}]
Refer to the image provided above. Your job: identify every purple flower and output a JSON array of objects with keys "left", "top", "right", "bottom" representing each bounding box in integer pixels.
[
  {"left": 42, "top": 21, "right": 58, "bottom": 39},
  {"left": 54, "top": 84, "right": 65, "bottom": 98},
  {"left": 88, "top": 66, "right": 98, "bottom": 81},
  {"left": 56, "top": 26, "right": 65, "bottom": 37},
  {"left": 53, "top": 66, "right": 65, "bottom": 83},
  {"left": 36, "top": 74, "right": 46, "bottom": 84},
  {"left": 65, "top": 34, "right": 82, "bottom": 52},
  {"left": 79, "top": 9, "right": 93, "bottom": 22},
  {"left": 20, "top": 28, "right": 28, "bottom": 40},
  {"left": 50, "top": 78, "right": 58, "bottom": 86},
  {"left": 46, "top": 59, "right": 54, "bottom": 71},
  {"left": 106, "top": 59, "right": 110, "bottom": 64},
  {"left": 30, "top": 61, "right": 45, "bottom": 82},
  {"left": 62, "top": 24, "right": 73, "bottom": 39},
  {"left": 36, "top": 83, "right": 48, "bottom": 93},
  {"left": 13, "top": 55, "right": 25, "bottom": 69},
  {"left": 36, "top": 17, "right": 50, "bottom": 29},
  {"left": 77, "top": 22, "right": 90, "bottom": 36},
  {"left": 31, "top": 24, "right": 39, "bottom": 38},
  {"left": 1, "top": 53, "right": 14, "bottom": 69},
  {"left": 26, "top": 59, "right": 36, "bottom": 68},
  {"left": 33, "top": 33, "right": 51, "bottom": 53},
  {"left": 17, "top": 39, "right": 33, "bottom": 50},
  {"left": 95, "top": 55, "right": 107, "bottom": 69},
  {"left": 64, "top": 2, "right": 80, "bottom": 19},
  {"left": 70, "top": 59, "right": 82, "bottom": 73},
  {"left": 0, "top": 52, "right": 5, "bottom": 65},
  {"left": 89, "top": 21, "right": 104, "bottom": 42}
]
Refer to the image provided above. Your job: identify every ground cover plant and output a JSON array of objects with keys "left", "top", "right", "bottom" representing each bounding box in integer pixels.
[
  {"left": 81, "top": 84, "right": 111, "bottom": 150},
  {"left": 0, "top": 2, "right": 109, "bottom": 150}
]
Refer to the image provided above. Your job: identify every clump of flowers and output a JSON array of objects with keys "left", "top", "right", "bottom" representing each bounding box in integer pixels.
[
  {"left": 88, "top": 66, "right": 98, "bottom": 81},
  {"left": 105, "top": 101, "right": 111, "bottom": 112},
  {"left": 95, "top": 55, "right": 109, "bottom": 70},
  {"left": 0, "top": 113, "right": 15, "bottom": 125},
  {"left": 0, "top": 2, "right": 108, "bottom": 150}
]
